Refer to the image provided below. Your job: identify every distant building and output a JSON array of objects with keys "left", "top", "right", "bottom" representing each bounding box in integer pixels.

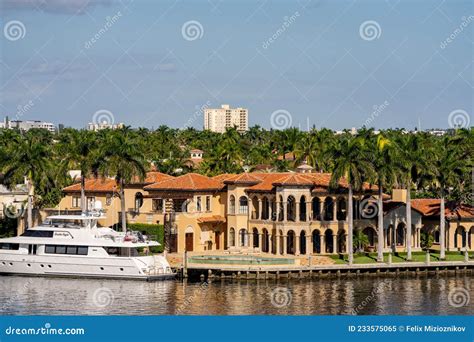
[
  {"left": 204, "top": 104, "right": 248, "bottom": 133},
  {"left": 0, "top": 117, "right": 56, "bottom": 132},
  {"left": 87, "top": 121, "right": 124, "bottom": 131}
]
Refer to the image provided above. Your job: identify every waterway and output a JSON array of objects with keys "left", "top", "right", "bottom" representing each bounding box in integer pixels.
[{"left": 0, "top": 274, "right": 472, "bottom": 315}]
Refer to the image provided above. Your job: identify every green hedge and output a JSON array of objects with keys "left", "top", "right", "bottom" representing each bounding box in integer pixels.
[{"left": 126, "top": 223, "right": 164, "bottom": 253}]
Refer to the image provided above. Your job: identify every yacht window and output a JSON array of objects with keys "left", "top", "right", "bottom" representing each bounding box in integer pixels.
[
  {"left": 45, "top": 245, "right": 55, "bottom": 254},
  {"left": 66, "top": 246, "right": 77, "bottom": 255},
  {"left": 56, "top": 246, "right": 66, "bottom": 254},
  {"left": 0, "top": 243, "right": 19, "bottom": 250},
  {"left": 77, "top": 246, "right": 88, "bottom": 255},
  {"left": 22, "top": 230, "right": 54, "bottom": 238}
]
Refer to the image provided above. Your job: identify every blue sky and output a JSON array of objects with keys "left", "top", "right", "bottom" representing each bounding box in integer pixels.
[{"left": 0, "top": 0, "right": 472, "bottom": 130}]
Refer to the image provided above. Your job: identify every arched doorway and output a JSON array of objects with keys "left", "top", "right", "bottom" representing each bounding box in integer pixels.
[
  {"left": 287, "top": 196, "right": 296, "bottom": 221},
  {"left": 239, "top": 228, "right": 247, "bottom": 247},
  {"left": 229, "top": 227, "right": 235, "bottom": 247},
  {"left": 252, "top": 227, "right": 259, "bottom": 248},
  {"left": 287, "top": 230, "right": 295, "bottom": 254},
  {"left": 312, "top": 230, "right": 321, "bottom": 253},
  {"left": 229, "top": 195, "right": 235, "bottom": 214},
  {"left": 262, "top": 197, "right": 269, "bottom": 220},
  {"left": 325, "top": 229, "right": 334, "bottom": 253},
  {"left": 396, "top": 223, "right": 405, "bottom": 246},
  {"left": 337, "top": 231, "right": 346, "bottom": 253},
  {"left": 300, "top": 231, "right": 306, "bottom": 254},
  {"left": 279, "top": 229, "right": 284, "bottom": 254},
  {"left": 262, "top": 228, "right": 269, "bottom": 252},
  {"left": 336, "top": 197, "right": 346, "bottom": 221},
  {"left": 455, "top": 227, "right": 466, "bottom": 249},
  {"left": 363, "top": 227, "right": 376, "bottom": 247},
  {"left": 185, "top": 226, "right": 194, "bottom": 252}
]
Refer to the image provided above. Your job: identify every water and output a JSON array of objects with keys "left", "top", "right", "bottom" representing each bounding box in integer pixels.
[{"left": 0, "top": 274, "right": 472, "bottom": 315}]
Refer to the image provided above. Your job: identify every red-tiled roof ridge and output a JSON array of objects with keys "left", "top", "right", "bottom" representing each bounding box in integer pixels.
[
  {"left": 132, "top": 171, "right": 174, "bottom": 184},
  {"left": 144, "top": 173, "right": 222, "bottom": 191},
  {"left": 272, "top": 173, "right": 314, "bottom": 186},
  {"left": 63, "top": 177, "right": 117, "bottom": 193},
  {"left": 412, "top": 198, "right": 474, "bottom": 219},
  {"left": 224, "top": 173, "right": 262, "bottom": 185}
]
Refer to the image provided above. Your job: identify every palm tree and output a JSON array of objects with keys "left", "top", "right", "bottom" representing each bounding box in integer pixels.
[
  {"left": 57, "top": 129, "right": 98, "bottom": 213},
  {"left": 430, "top": 135, "right": 468, "bottom": 259},
  {"left": 0, "top": 130, "right": 52, "bottom": 228},
  {"left": 329, "top": 134, "right": 374, "bottom": 265},
  {"left": 394, "top": 133, "right": 430, "bottom": 260},
  {"left": 96, "top": 128, "right": 146, "bottom": 232},
  {"left": 368, "top": 133, "right": 398, "bottom": 262}
]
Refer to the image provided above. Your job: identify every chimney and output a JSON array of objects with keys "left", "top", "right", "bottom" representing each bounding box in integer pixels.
[{"left": 391, "top": 189, "right": 407, "bottom": 202}]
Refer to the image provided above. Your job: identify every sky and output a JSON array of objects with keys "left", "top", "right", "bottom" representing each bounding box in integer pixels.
[{"left": 0, "top": 0, "right": 472, "bottom": 130}]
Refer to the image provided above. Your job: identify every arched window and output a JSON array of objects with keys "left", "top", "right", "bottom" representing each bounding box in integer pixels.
[
  {"left": 324, "top": 197, "right": 334, "bottom": 221},
  {"left": 229, "top": 195, "right": 236, "bottom": 214},
  {"left": 262, "top": 197, "right": 269, "bottom": 220},
  {"left": 134, "top": 192, "right": 143, "bottom": 212},
  {"left": 239, "top": 196, "right": 248, "bottom": 214},
  {"left": 312, "top": 197, "right": 321, "bottom": 221},
  {"left": 287, "top": 196, "right": 296, "bottom": 222},
  {"left": 251, "top": 196, "right": 259, "bottom": 219},
  {"left": 337, "top": 197, "right": 346, "bottom": 221},
  {"left": 299, "top": 196, "right": 306, "bottom": 221},
  {"left": 229, "top": 228, "right": 235, "bottom": 247},
  {"left": 239, "top": 229, "right": 247, "bottom": 246},
  {"left": 396, "top": 223, "right": 405, "bottom": 246}
]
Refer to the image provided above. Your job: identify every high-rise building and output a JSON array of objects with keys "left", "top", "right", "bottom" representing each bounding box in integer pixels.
[{"left": 204, "top": 104, "right": 248, "bottom": 133}]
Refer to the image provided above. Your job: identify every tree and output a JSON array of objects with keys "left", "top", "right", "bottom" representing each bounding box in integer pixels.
[
  {"left": 353, "top": 230, "right": 370, "bottom": 253},
  {"left": 96, "top": 128, "right": 146, "bottom": 232},
  {"left": 367, "top": 133, "right": 398, "bottom": 262},
  {"left": 57, "top": 129, "right": 98, "bottom": 213},
  {"left": 0, "top": 130, "right": 52, "bottom": 228},
  {"left": 329, "top": 134, "right": 374, "bottom": 265}
]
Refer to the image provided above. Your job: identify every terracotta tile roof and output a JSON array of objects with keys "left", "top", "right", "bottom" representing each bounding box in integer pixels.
[
  {"left": 63, "top": 178, "right": 117, "bottom": 193},
  {"left": 272, "top": 174, "right": 314, "bottom": 186},
  {"left": 212, "top": 174, "right": 237, "bottom": 186},
  {"left": 144, "top": 173, "right": 223, "bottom": 192},
  {"left": 245, "top": 173, "right": 290, "bottom": 192},
  {"left": 224, "top": 173, "right": 262, "bottom": 185},
  {"left": 197, "top": 215, "right": 226, "bottom": 224},
  {"left": 132, "top": 171, "right": 174, "bottom": 184},
  {"left": 411, "top": 199, "right": 474, "bottom": 219}
]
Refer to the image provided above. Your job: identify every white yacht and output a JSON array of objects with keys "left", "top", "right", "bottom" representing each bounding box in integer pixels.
[{"left": 0, "top": 210, "right": 175, "bottom": 281}]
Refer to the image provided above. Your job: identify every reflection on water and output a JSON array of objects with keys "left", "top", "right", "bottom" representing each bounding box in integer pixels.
[{"left": 0, "top": 274, "right": 472, "bottom": 315}]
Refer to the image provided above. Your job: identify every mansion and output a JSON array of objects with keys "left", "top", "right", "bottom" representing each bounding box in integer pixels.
[{"left": 54, "top": 165, "right": 474, "bottom": 256}]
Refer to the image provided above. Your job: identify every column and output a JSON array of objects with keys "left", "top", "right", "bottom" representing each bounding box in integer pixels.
[
  {"left": 321, "top": 234, "right": 326, "bottom": 254},
  {"left": 306, "top": 201, "right": 311, "bottom": 222},
  {"left": 247, "top": 231, "right": 252, "bottom": 248},
  {"left": 282, "top": 235, "right": 287, "bottom": 255},
  {"left": 307, "top": 233, "right": 313, "bottom": 254},
  {"left": 333, "top": 198, "right": 337, "bottom": 221},
  {"left": 333, "top": 234, "right": 337, "bottom": 254},
  {"left": 258, "top": 233, "right": 263, "bottom": 250},
  {"left": 269, "top": 202, "right": 273, "bottom": 221},
  {"left": 276, "top": 234, "right": 280, "bottom": 255},
  {"left": 283, "top": 201, "right": 287, "bottom": 222},
  {"left": 296, "top": 201, "right": 300, "bottom": 222},
  {"left": 257, "top": 199, "right": 262, "bottom": 220},
  {"left": 345, "top": 233, "right": 349, "bottom": 254},
  {"left": 295, "top": 235, "right": 300, "bottom": 256}
]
